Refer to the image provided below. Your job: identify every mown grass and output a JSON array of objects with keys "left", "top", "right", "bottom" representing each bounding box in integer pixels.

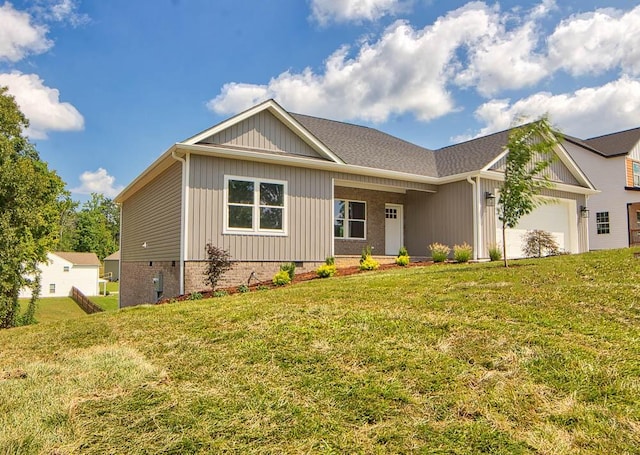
[
  {"left": 18, "top": 297, "right": 86, "bottom": 323},
  {"left": 2, "top": 249, "right": 639, "bottom": 454}
]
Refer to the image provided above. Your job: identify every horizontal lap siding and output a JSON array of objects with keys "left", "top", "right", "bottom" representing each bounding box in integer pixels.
[
  {"left": 188, "top": 155, "right": 332, "bottom": 262},
  {"left": 121, "top": 162, "right": 182, "bottom": 261},
  {"left": 202, "top": 111, "right": 322, "bottom": 158}
]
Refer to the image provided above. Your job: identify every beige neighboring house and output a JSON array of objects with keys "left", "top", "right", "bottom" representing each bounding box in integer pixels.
[
  {"left": 116, "top": 99, "right": 597, "bottom": 307},
  {"left": 19, "top": 252, "right": 101, "bottom": 299},
  {"left": 103, "top": 250, "right": 120, "bottom": 281}
]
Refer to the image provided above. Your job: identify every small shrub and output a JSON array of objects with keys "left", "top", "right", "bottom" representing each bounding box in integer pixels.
[
  {"left": 237, "top": 284, "right": 249, "bottom": 293},
  {"left": 280, "top": 262, "right": 296, "bottom": 281},
  {"left": 396, "top": 255, "right": 410, "bottom": 266},
  {"left": 257, "top": 285, "right": 269, "bottom": 291},
  {"left": 204, "top": 243, "right": 232, "bottom": 290},
  {"left": 360, "top": 256, "right": 380, "bottom": 271},
  {"left": 316, "top": 264, "right": 337, "bottom": 278},
  {"left": 188, "top": 292, "right": 202, "bottom": 301},
  {"left": 325, "top": 256, "right": 335, "bottom": 266},
  {"left": 453, "top": 242, "right": 473, "bottom": 263},
  {"left": 488, "top": 244, "right": 502, "bottom": 262},
  {"left": 522, "top": 230, "right": 560, "bottom": 258},
  {"left": 213, "top": 290, "right": 228, "bottom": 298},
  {"left": 272, "top": 270, "right": 291, "bottom": 286},
  {"left": 430, "top": 243, "right": 450, "bottom": 263},
  {"left": 360, "top": 245, "right": 373, "bottom": 264}
]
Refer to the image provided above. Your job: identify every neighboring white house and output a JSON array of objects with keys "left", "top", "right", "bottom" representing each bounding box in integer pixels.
[
  {"left": 564, "top": 128, "right": 640, "bottom": 250},
  {"left": 19, "top": 252, "right": 101, "bottom": 298}
]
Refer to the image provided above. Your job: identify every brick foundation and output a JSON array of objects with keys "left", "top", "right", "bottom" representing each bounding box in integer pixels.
[
  {"left": 120, "top": 261, "right": 180, "bottom": 307},
  {"left": 184, "top": 260, "right": 325, "bottom": 293}
]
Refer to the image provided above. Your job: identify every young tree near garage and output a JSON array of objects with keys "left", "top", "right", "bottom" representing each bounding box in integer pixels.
[
  {"left": 0, "top": 87, "right": 67, "bottom": 328},
  {"left": 499, "top": 116, "right": 561, "bottom": 267}
]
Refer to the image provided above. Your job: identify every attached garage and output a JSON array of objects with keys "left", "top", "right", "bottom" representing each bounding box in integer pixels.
[{"left": 499, "top": 197, "right": 579, "bottom": 259}]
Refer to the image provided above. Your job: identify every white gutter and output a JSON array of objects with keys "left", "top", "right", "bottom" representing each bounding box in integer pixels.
[
  {"left": 466, "top": 176, "right": 479, "bottom": 261},
  {"left": 171, "top": 150, "right": 188, "bottom": 295},
  {"left": 117, "top": 204, "right": 122, "bottom": 309}
]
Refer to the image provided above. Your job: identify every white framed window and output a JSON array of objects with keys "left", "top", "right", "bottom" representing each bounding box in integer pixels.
[
  {"left": 49, "top": 283, "right": 55, "bottom": 294},
  {"left": 596, "top": 211, "right": 610, "bottom": 235},
  {"left": 633, "top": 162, "right": 640, "bottom": 187},
  {"left": 63, "top": 266, "right": 70, "bottom": 272},
  {"left": 334, "top": 199, "right": 366, "bottom": 239},
  {"left": 224, "top": 176, "right": 287, "bottom": 235}
]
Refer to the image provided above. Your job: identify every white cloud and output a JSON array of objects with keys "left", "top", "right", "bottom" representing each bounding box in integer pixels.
[
  {"left": 0, "top": 2, "right": 51, "bottom": 62},
  {"left": 210, "top": 2, "right": 501, "bottom": 123},
  {"left": 310, "top": 0, "right": 406, "bottom": 25},
  {"left": 71, "top": 168, "right": 124, "bottom": 198},
  {"left": 0, "top": 71, "right": 84, "bottom": 139},
  {"left": 548, "top": 5, "right": 640, "bottom": 77},
  {"left": 468, "top": 76, "right": 640, "bottom": 139},
  {"left": 38, "top": 0, "right": 90, "bottom": 27}
]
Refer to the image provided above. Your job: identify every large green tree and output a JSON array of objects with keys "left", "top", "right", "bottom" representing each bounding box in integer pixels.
[
  {"left": 498, "top": 116, "right": 560, "bottom": 267},
  {"left": 72, "top": 193, "right": 119, "bottom": 260},
  {"left": 0, "top": 87, "right": 67, "bottom": 328}
]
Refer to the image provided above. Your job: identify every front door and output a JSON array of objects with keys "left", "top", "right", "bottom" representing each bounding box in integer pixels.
[{"left": 385, "top": 204, "right": 403, "bottom": 255}]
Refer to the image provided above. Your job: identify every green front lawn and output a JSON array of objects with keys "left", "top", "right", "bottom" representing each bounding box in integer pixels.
[
  {"left": 2, "top": 248, "right": 639, "bottom": 454},
  {"left": 18, "top": 297, "right": 86, "bottom": 323}
]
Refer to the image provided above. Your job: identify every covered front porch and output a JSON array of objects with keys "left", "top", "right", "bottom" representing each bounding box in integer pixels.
[{"left": 331, "top": 178, "right": 437, "bottom": 260}]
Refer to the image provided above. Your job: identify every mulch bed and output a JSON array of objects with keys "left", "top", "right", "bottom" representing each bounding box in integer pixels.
[{"left": 158, "top": 260, "right": 435, "bottom": 304}]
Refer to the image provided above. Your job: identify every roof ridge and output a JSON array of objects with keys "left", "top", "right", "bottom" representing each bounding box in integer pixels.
[
  {"left": 290, "top": 112, "right": 434, "bottom": 152},
  {"left": 586, "top": 125, "right": 640, "bottom": 141}
]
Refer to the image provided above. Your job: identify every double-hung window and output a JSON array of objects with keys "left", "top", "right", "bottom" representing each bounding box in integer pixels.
[
  {"left": 225, "top": 176, "right": 287, "bottom": 234},
  {"left": 334, "top": 199, "right": 366, "bottom": 239},
  {"left": 596, "top": 211, "right": 610, "bottom": 235},
  {"left": 633, "top": 162, "right": 640, "bottom": 187}
]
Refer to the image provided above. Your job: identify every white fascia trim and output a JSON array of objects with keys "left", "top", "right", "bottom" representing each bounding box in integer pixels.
[
  {"left": 181, "top": 99, "right": 345, "bottom": 165},
  {"left": 115, "top": 145, "right": 177, "bottom": 203},
  {"left": 482, "top": 149, "right": 508, "bottom": 171},
  {"left": 479, "top": 170, "right": 600, "bottom": 195},
  {"left": 555, "top": 142, "right": 597, "bottom": 190},
  {"left": 177, "top": 143, "right": 442, "bottom": 187}
]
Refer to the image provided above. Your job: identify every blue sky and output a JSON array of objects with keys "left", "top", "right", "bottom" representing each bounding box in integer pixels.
[{"left": 1, "top": 0, "right": 638, "bottom": 200}]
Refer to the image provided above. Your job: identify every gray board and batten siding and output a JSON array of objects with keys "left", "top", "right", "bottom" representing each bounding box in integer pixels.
[
  {"left": 405, "top": 181, "right": 474, "bottom": 256},
  {"left": 186, "top": 154, "right": 436, "bottom": 262},
  {"left": 120, "top": 161, "right": 182, "bottom": 262},
  {"left": 198, "top": 110, "right": 324, "bottom": 159},
  {"left": 489, "top": 149, "right": 581, "bottom": 186}
]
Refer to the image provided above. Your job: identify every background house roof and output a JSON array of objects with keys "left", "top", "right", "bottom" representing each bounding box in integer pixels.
[
  {"left": 103, "top": 250, "right": 120, "bottom": 261},
  {"left": 584, "top": 127, "right": 640, "bottom": 157},
  {"left": 54, "top": 252, "right": 101, "bottom": 266}
]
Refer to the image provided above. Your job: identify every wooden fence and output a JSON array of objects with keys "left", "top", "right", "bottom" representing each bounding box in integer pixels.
[{"left": 71, "top": 287, "right": 104, "bottom": 314}]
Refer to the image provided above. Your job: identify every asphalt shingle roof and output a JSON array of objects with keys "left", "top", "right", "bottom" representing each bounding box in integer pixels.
[
  {"left": 54, "top": 252, "right": 101, "bottom": 266},
  {"left": 291, "top": 113, "right": 439, "bottom": 176},
  {"left": 584, "top": 127, "right": 640, "bottom": 157},
  {"left": 292, "top": 113, "right": 512, "bottom": 177}
]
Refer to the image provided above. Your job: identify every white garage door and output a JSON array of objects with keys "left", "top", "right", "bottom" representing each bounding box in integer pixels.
[{"left": 498, "top": 198, "right": 578, "bottom": 259}]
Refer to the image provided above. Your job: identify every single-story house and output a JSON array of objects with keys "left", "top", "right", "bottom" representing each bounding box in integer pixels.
[
  {"left": 103, "top": 250, "right": 120, "bottom": 281},
  {"left": 19, "top": 251, "right": 101, "bottom": 298},
  {"left": 115, "top": 99, "right": 597, "bottom": 307},
  {"left": 564, "top": 127, "right": 640, "bottom": 250}
]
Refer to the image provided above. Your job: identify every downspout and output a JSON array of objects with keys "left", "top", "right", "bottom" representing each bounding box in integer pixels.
[
  {"left": 466, "top": 176, "right": 479, "bottom": 261},
  {"left": 117, "top": 204, "right": 122, "bottom": 308},
  {"left": 172, "top": 150, "right": 189, "bottom": 295}
]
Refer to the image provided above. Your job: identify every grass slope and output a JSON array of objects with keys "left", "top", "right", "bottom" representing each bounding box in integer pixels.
[{"left": 2, "top": 249, "right": 639, "bottom": 454}]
